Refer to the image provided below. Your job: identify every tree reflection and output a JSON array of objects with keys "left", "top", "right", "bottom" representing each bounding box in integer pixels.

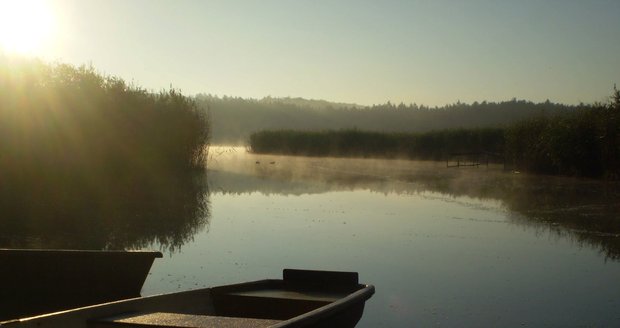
[
  {"left": 404, "top": 172, "right": 620, "bottom": 260},
  {"left": 0, "top": 170, "right": 210, "bottom": 252},
  {"left": 207, "top": 151, "right": 620, "bottom": 260}
]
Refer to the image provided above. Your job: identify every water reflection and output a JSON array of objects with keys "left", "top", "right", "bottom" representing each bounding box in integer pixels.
[
  {"left": 0, "top": 170, "right": 210, "bottom": 252},
  {"left": 208, "top": 147, "right": 620, "bottom": 260},
  {"left": 404, "top": 171, "right": 620, "bottom": 260}
]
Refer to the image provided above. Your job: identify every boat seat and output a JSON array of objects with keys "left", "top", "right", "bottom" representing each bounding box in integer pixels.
[
  {"left": 90, "top": 312, "right": 282, "bottom": 328},
  {"left": 212, "top": 288, "right": 346, "bottom": 320}
]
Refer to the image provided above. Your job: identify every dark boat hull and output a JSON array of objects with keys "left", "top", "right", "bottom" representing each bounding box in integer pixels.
[
  {"left": 0, "top": 249, "right": 162, "bottom": 321},
  {"left": 1, "top": 269, "right": 375, "bottom": 328}
]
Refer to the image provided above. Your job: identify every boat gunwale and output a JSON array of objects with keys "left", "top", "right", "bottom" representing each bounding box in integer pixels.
[
  {"left": 271, "top": 284, "right": 375, "bottom": 328},
  {"left": 0, "top": 286, "right": 219, "bottom": 326},
  {"left": 0, "top": 249, "right": 163, "bottom": 257}
]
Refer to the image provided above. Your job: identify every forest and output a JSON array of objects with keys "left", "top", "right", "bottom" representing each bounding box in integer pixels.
[
  {"left": 196, "top": 94, "right": 578, "bottom": 145},
  {"left": 248, "top": 89, "right": 620, "bottom": 179}
]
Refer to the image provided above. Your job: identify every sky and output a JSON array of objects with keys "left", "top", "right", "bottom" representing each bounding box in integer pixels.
[{"left": 2, "top": 0, "right": 619, "bottom": 106}]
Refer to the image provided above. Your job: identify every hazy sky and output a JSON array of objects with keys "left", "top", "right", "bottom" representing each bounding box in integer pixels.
[{"left": 6, "top": 0, "right": 620, "bottom": 106}]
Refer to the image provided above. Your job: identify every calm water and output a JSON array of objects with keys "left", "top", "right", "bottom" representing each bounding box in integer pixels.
[{"left": 3, "top": 146, "right": 620, "bottom": 327}]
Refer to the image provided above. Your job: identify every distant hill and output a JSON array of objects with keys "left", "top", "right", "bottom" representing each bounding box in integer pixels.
[
  {"left": 259, "top": 96, "right": 364, "bottom": 110},
  {"left": 195, "top": 94, "right": 578, "bottom": 145}
]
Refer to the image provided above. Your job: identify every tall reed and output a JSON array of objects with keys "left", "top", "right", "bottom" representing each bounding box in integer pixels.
[{"left": 0, "top": 56, "right": 211, "bottom": 248}]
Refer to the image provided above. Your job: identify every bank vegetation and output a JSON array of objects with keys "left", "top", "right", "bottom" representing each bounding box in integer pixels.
[
  {"left": 0, "top": 56, "right": 211, "bottom": 248},
  {"left": 250, "top": 89, "right": 620, "bottom": 179}
]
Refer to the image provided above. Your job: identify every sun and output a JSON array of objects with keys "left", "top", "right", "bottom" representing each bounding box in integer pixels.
[{"left": 0, "top": 0, "right": 54, "bottom": 55}]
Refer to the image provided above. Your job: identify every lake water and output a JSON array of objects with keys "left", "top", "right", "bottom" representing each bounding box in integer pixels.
[
  {"left": 143, "top": 147, "right": 620, "bottom": 327},
  {"left": 3, "top": 146, "right": 620, "bottom": 327}
]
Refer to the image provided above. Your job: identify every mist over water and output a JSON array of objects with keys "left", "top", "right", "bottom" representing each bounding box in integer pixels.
[
  {"left": 207, "top": 146, "right": 620, "bottom": 258},
  {"left": 2, "top": 146, "right": 619, "bottom": 326}
]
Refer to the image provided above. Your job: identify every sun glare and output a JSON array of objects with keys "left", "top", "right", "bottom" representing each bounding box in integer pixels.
[{"left": 0, "top": 0, "right": 54, "bottom": 55}]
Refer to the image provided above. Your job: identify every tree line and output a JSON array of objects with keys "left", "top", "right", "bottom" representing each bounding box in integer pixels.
[
  {"left": 505, "top": 88, "right": 620, "bottom": 178},
  {"left": 196, "top": 94, "right": 577, "bottom": 144},
  {"left": 248, "top": 89, "right": 620, "bottom": 179}
]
